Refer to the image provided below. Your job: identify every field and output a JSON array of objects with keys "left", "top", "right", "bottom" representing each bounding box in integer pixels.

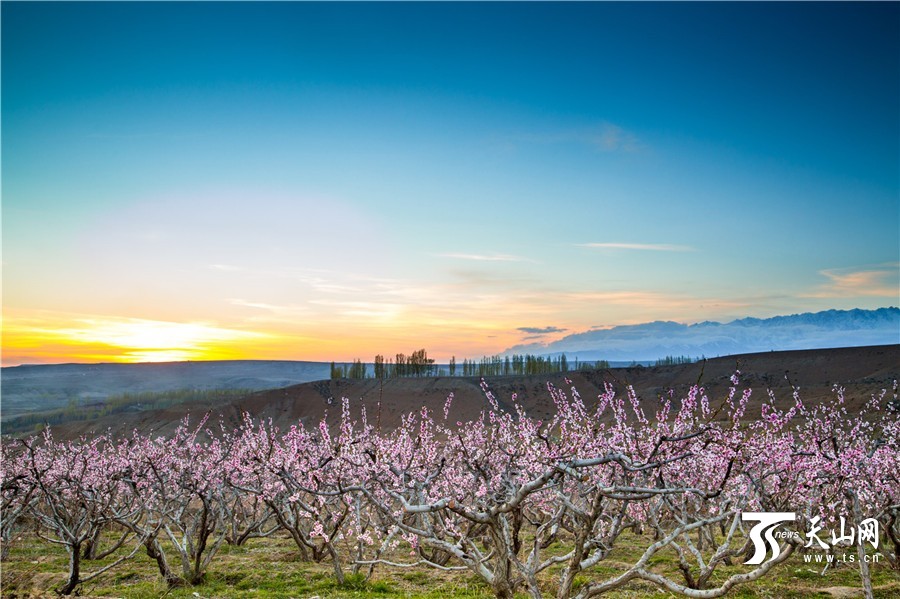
[
  {"left": 2, "top": 346, "right": 898, "bottom": 598},
  {"left": 3, "top": 529, "right": 899, "bottom": 598},
  {"left": 10, "top": 345, "right": 898, "bottom": 441}
]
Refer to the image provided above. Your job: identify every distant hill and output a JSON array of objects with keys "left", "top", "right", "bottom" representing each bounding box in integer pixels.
[
  {"left": 22, "top": 344, "right": 899, "bottom": 441},
  {"left": 0, "top": 360, "right": 329, "bottom": 421},
  {"left": 506, "top": 307, "right": 900, "bottom": 361}
]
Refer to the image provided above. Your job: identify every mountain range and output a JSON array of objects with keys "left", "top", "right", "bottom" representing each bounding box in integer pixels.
[{"left": 504, "top": 307, "right": 899, "bottom": 361}]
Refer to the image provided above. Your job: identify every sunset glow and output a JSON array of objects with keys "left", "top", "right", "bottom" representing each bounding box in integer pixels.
[
  {"left": 3, "top": 2, "right": 898, "bottom": 366},
  {"left": 2, "top": 312, "right": 271, "bottom": 364}
]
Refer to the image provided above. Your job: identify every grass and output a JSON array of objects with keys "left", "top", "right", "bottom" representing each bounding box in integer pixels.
[
  {"left": 2, "top": 530, "right": 898, "bottom": 598},
  {"left": 3, "top": 388, "right": 257, "bottom": 435}
]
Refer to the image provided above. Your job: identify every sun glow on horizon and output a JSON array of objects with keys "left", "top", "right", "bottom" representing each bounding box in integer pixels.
[
  {"left": 2, "top": 313, "right": 274, "bottom": 365},
  {"left": 0, "top": 306, "right": 567, "bottom": 366}
]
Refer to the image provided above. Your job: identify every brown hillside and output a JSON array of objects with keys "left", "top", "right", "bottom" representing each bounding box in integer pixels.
[{"left": 50, "top": 345, "right": 898, "bottom": 439}]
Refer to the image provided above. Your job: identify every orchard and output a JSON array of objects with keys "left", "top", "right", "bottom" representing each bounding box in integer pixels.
[{"left": 2, "top": 375, "right": 898, "bottom": 597}]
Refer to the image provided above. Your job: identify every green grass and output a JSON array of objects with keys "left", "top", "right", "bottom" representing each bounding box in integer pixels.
[
  {"left": 2, "top": 530, "right": 898, "bottom": 598},
  {"left": 3, "top": 388, "right": 257, "bottom": 434}
]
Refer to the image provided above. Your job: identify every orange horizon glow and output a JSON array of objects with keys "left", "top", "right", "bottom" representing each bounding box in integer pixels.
[
  {"left": 0, "top": 308, "right": 551, "bottom": 367},
  {"left": 2, "top": 314, "right": 268, "bottom": 365},
  {"left": 5, "top": 266, "right": 895, "bottom": 367}
]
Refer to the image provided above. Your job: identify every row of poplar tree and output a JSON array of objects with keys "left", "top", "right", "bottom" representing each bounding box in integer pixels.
[{"left": 330, "top": 349, "right": 611, "bottom": 380}]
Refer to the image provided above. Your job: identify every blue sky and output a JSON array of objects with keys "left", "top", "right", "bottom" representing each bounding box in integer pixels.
[{"left": 3, "top": 2, "right": 898, "bottom": 364}]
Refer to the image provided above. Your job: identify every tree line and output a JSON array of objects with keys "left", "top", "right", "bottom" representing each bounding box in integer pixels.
[
  {"left": 331, "top": 349, "right": 611, "bottom": 380},
  {"left": 654, "top": 355, "right": 698, "bottom": 366}
]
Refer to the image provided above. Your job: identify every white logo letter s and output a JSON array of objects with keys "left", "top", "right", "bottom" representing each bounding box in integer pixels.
[{"left": 742, "top": 512, "right": 796, "bottom": 565}]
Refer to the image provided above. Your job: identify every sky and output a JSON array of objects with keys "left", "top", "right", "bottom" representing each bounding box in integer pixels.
[{"left": 2, "top": 2, "right": 898, "bottom": 366}]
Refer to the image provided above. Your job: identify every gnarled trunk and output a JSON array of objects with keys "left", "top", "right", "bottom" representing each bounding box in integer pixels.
[
  {"left": 145, "top": 535, "right": 185, "bottom": 588},
  {"left": 58, "top": 542, "right": 82, "bottom": 595}
]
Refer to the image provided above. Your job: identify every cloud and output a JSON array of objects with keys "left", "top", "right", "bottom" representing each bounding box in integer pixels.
[
  {"left": 210, "top": 264, "right": 244, "bottom": 272},
  {"left": 508, "top": 122, "right": 643, "bottom": 153},
  {"left": 805, "top": 264, "right": 900, "bottom": 298},
  {"left": 589, "top": 123, "right": 641, "bottom": 152},
  {"left": 438, "top": 252, "right": 533, "bottom": 262},
  {"left": 307, "top": 298, "right": 403, "bottom": 319},
  {"left": 517, "top": 326, "right": 568, "bottom": 335},
  {"left": 578, "top": 242, "right": 695, "bottom": 252},
  {"left": 555, "top": 290, "right": 754, "bottom": 323},
  {"left": 229, "top": 298, "right": 311, "bottom": 315}
]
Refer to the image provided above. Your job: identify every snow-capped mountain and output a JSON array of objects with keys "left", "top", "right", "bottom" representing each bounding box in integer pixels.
[{"left": 505, "top": 307, "right": 899, "bottom": 361}]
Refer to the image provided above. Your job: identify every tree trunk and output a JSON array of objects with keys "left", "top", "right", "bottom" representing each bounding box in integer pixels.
[
  {"left": 81, "top": 525, "right": 103, "bottom": 560},
  {"left": 145, "top": 536, "right": 185, "bottom": 588},
  {"left": 489, "top": 526, "right": 517, "bottom": 599},
  {"left": 849, "top": 490, "right": 875, "bottom": 599},
  {"left": 491, "top": 581, "right": 516, "bottom": 599},
  {"left": 59, "top": 542, "right": 82, "bottom": 595},
  {"left": 328, "top": 543, "right": 345, "bottom": 585},
  {"left": 82, "top": 536, "right": 95, "bottom": 560},
  {"left": 886, "top": 509, "right": 900, "bottom": 571},
  {"left": 269, "top": 503, "right": 311, "bottom": 561}
]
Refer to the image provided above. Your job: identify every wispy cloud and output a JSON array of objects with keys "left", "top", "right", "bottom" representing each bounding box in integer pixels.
[
  {"left": 210, "top": 264, "right": 244, "bottom": 272},
  {"left": 229, "top": 298, "right": 311, "bottom": 314},
  {"left": 805, "top": 264, "right": 900, "bottom": 298},
  {"left": 588, "top": 123, "right": 641, "bottom": 152},
  {"left": 517, "top": 326, "right": 567, "bottom": 335},
  {"left": 307, "top": 298, "right": 404, "bottom": 320},
  {"left": 558, "top": 290, "right": 752, "bottom": 318},
  {"left": 438, "top": 252, "right": 534, "bottom": 263},
  {"left": 578, "top": 242, "right": 695, "bottom": 252},
  {"left": 508, "top": 122, "right": 643, "bottom": 153}
]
